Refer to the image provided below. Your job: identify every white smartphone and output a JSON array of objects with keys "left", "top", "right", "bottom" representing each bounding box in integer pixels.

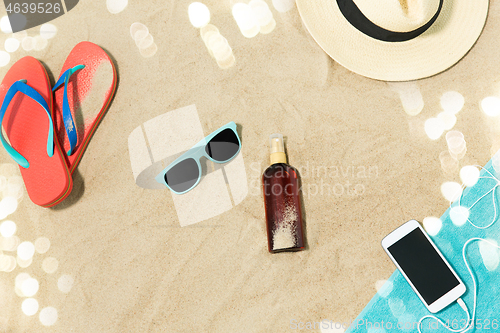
[{"left": 381, "top": 219, "right": 466, "bottom": 313}]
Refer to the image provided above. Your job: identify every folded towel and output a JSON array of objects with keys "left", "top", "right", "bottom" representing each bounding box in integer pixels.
[{"left": 346, "top": 155, "right": 500, "bottom": 333}]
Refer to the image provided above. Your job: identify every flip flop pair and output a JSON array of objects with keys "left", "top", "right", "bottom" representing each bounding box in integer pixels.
[{"left": 0, "top": 42, "right": 117, "bottom": 207}]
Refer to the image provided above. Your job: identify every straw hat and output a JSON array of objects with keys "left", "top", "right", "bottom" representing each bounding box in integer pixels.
[{"left": 296, "top": 0, "right": 489, "bottom": 81}]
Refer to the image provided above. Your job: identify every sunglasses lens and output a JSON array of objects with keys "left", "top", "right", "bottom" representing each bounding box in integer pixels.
[
  {"left": 205, "top": 129, "right": 240, "bottom": 162},
  {"left": 164, "top": 158, "right": 200, "bottom": 193}
]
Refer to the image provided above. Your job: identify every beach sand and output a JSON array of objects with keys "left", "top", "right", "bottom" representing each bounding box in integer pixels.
[{"left": 0, "top": 0, "right": 499, "bottom": 331}]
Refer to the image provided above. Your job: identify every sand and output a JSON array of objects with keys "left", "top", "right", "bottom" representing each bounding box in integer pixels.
[{"left": 0, "top": 0, "right": 499, "bottom": 332}]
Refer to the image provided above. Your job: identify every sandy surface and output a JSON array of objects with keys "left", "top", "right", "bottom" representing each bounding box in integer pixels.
[{"left": 0, "top": 0, "right": 500, "bottom": 332}]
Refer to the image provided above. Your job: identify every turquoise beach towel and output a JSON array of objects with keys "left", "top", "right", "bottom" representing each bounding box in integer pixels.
[{"left": 345, "top": 155, "right": 500, "bottom": 333}]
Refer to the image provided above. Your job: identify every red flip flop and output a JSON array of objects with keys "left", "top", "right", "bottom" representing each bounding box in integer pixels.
[
  {"left": 0, "top": 57, "right": 72, "bottom": 207},
  {"left": 53, "top": 41, "right": 117, "bottom": 173}
]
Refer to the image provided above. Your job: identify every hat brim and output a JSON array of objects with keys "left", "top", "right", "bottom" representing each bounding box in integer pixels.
[{"left": 296, "top": 0, "right": 489, "bottom": 81}]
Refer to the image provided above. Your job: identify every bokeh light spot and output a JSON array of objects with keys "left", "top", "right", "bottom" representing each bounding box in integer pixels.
[
  {"left": 0, "top": 254, "right": 12, "bottom": 271},
  {"left": 39, "top": 307, "right": 57, "bottom": 326},
  {"left": 479, "top": 239, "right": 500, "bottom": 271},
  {"left": 188, "top": 2, "right": 210, "bottom": 28},
  {"left": 34, "top": 237, "right": 50, "bottom": 254},
  {"left": 460, "top": 165, "right": 480, "bottom": 187},
  {"left": 0, "top": 16, "right": 12, "bottom": 34},
  {"left": 134, "top": 29, "right": 148, "bottom": 42},
  {"left": 42, "top": 257, "right": 58, "bottom": 274},
  {"left": 4, "top": 255, "right": 16, "bottom": 272},
  {"left": 437, "top": 111, "right": 456, "bottom": 131},
  {"left": 441, "top": 182, "right": 462, "bottom": 202},
  {"left": 446, "top": 131, "right": 466, "bottom": 159},
  {"left": 0, "top": 196, "right": 18, "bottom": 218},
  {"left": 22, "top": 298, "right": 39, "bottom": 316},
  {"left": 136, "top": 33, "right": 154, "bottom": 49},
  {"left": 424, "top": 117, "right": 444, "bottom": 140},
  {"left": 106, "top": 0, "right": 128, "bottom": 14},
  {"left": 4, "top": 38, "right": 19, "bottom": 52},
  {"left": 423, "top": 217, "right": 442, "bottom": 236},
  {"left": 250, "top": 0, "right": 275, "bottom": 34},
  {"left": 387, "top": 82, "right": 424, "bottom": 116},
  {"left": 440, "top": 91, "right": 464, "bottom": 114},
  {"left": 33, "top": 35, "right": 48, "bottom": 51},
  {"left": 39, "top": 23, "right": 57, "bottom": 39},
  {"left": 481, "top": 96, "right": 500, "bottom": 117},
  {"left": 17, "top": 241, "right": 35, "bottom": 260},
  {"left": 57, "top": 274, "right": 74, "bottom": 293},
  {"left": 388, "top": 297, "right": 406, "bottom": 318},
  {"left": 0, "top": 220, "right": 16, "bottom": 237},
  {"left": 15, "top": 272, "right": 30, "bottom": 290},
  {"left": 272, "top": 0, "right": 295, "bottom": 13},
  {"left": 450, "top": 206, "right": 469, "bottom": 227},
  {"left": 130, "top": 22, "right": 147, "bottom": 40},
  {"left": 2, "top": 236, "right": 20, "bottom": 251},
  {"left": 439, "top": 151, "right": 458, "bottom": 175},
  {"left": 232, "top": 3, "right": 259, "bottom": 38},
  {"left": 17, "top": 256, "right": 32, "bottom": 268},
  {"left": 0, "top": 175, "right": 6, "bottom": 191},
  {"left": 21, "top": 36, "right": 34, "bottom": 51},
  {"left": 139, "top": 43, "right": 158, "bottom": 58},
  {"left": 0, "top": 51, "right": 10, "bottom": 67},
  {"left": 21, "top": 278, "right": 39, "bottom": 297},
  {"left": 7, "top": 175, "right": 23, "bottom": 199},
  {"left": 375, "top": 279, "right": 393, "bottom": 298}
]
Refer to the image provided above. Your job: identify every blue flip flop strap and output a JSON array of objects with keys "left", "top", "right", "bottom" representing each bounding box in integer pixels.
[
  {"left": 0, "top": 80, "right": 54, "bottom": 168},
  {"left": 52, "top": 64, "right": 85, "bottom": 156}
]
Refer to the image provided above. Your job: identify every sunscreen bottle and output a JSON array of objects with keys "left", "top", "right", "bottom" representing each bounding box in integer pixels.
[{"left": 262, "top": 134, "right": 305, "bottom": 253}]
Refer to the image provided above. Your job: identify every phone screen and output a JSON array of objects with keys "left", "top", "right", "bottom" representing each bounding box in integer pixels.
[{"left": 387, "top": 227, "right": 460, "bottom": 305}]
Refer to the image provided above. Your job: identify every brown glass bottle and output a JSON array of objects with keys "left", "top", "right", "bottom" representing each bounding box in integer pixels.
[{"left": 262, "top": 134, "right": 305, "bottom": 253}]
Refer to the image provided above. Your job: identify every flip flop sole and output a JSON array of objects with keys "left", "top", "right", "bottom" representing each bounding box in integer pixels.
[
  {"left": 54, "top": 41, "right": 117, "bottom": 174},
  {"left": 0, "top": 57, "right": 72, "bottom": 207}
]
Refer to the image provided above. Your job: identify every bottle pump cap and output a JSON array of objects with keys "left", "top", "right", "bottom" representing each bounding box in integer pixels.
[{"left": 269, "top": 134, "right": 287, "bottom": 165}]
